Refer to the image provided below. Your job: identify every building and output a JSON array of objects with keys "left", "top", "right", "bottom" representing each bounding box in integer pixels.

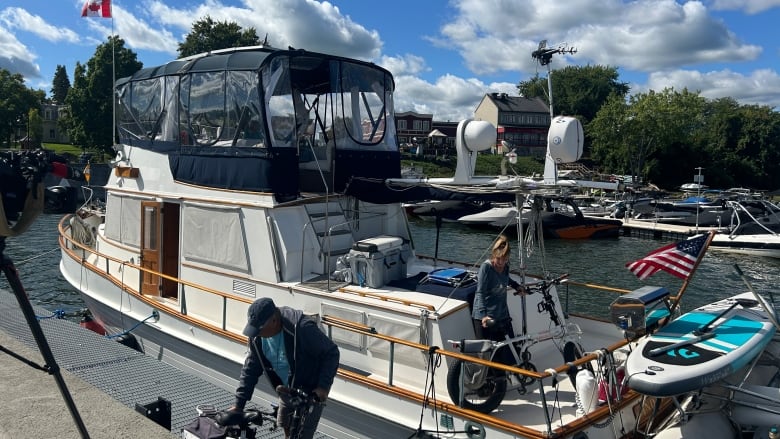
[
  {"left": 41, "top": 103, "right": 70, "bottom": 144},
  {"left": 474, "top": 92, "right": 550, "bottom": 157},
  {"left": 394, "top": 111, "right": 432, "bottom": 151}
]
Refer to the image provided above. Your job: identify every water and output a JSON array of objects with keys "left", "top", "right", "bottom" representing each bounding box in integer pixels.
[{"left": 3, "top": 214, "right": 780, "bottom": 322}]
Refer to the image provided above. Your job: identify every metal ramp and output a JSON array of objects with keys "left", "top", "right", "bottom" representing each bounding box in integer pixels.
[{"left": 0, "top": 289, "right": 330, "bottom": 439}]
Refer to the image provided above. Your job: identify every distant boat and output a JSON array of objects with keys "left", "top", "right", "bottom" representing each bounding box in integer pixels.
[
  {"left": 459, "top": 196, "right": 622, "bottom": 239},
  {"left": 710, "top": 200, "right": 780, "bottom": 258},
  {"left": 404, "top": 199, "right": 492, "bottom": 222},
  {"left": 680, "top": 182, "right": 708, "bottom": 191}
]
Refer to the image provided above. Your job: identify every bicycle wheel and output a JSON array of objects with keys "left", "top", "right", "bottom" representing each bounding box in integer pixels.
[
  {"left": 446, "top": 359, "right": 507, "bottom": 413},
  {"left": 563, "top": 341, "right": 591, "bottom": 386}
]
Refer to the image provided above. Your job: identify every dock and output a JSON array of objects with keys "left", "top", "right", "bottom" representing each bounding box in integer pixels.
[
  {"left": 0, "top": 288, "right": 300, "bottom": 438},
  {"left": 618, "top": 217, "right": 723, "bottom": 241}
]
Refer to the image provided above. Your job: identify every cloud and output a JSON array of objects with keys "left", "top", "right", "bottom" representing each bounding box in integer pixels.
[
  {"left": 142, "top": 0, "right": 382, "bottom": 60},
  {"left": 709, "top": 0, "right": 780, "bottom": 14},
  {"left": 646, "top": 68, "right": 780, "bottom": 109},
  {"left": 435, "top": 0, "right": 762, "bottom": 75},
  {"left": 79, "top": 3, "right": 179, "bottom": 55},
  {"left": 378, "top": 54, "right": 429, "bottom": 77},
  {"left": 0, "top": 21, "right": 40, "bottom": 79},
  {"left": 0, "top": 7, "right": 80, "bottom": 43},
  {"left": 393, "top": 73, "right": 516, "bottom": 121}
]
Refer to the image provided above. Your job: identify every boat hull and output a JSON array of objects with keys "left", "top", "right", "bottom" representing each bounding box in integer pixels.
[{"left": 710, "top": 233, "right": 780, "bottom": 258}]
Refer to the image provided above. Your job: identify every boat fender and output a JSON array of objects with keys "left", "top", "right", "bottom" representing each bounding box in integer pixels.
[
  {"left": 79, "top": 313, "right": 106, "bottom": 335},
  {"left": 115, "top": 333, "right": 142, "bottom": 353},
  {"left": 598, "top": 366, "right": 628, "bottom": 403},
  {"left": 575, "top": 369, "right": 598, "bottom": 415}
]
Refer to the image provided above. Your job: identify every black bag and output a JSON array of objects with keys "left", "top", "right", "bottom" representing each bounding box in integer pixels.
[{"left": 181, "top": 416, "right": 226, "bottom": 439}]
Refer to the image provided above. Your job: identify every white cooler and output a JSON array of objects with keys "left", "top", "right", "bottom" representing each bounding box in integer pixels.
[{"left": 349, "top": 235, "right": 408, "bottom": 288}]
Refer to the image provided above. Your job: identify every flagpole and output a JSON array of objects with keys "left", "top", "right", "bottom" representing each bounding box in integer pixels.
[
  {"left": 111, "top": 8, "right": 115, "bottom": 146},
  {"left": 666, "top": 230, "right": 717, "bottom": 318}
]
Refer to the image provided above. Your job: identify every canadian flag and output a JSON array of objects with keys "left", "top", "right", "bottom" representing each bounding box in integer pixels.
[{"left": 81, "top": 0, "right": 112, "bottom": 18}]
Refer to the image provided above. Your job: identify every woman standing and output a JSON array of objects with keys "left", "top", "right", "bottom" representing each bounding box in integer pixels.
[{"left": 472, "top": 235, "right": 526, "bottom": 344}]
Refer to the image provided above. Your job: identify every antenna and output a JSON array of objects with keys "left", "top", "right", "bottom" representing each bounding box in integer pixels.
[
  {"left": 531, "top": 41, "right": 577, "bottom": 66},
  {"left": 531, "top": 40, "right": 577, "bottom": 116},
  {"left": 531, "top": 40, "right": 577, "bottom": 185}
]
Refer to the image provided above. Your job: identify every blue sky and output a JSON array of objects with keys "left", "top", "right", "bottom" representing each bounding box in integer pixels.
[{"left": 1, "top": 0, "right": 779, "bottom": 121}]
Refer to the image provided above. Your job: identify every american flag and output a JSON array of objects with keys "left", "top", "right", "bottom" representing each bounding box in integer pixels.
[{"left": 626, "top": 234, "right": 709, "bottom": 280}]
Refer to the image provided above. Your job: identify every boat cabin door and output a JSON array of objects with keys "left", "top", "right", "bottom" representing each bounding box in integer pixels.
[{"left": 140, "top": 201, "right": 162, "bottom": 296}]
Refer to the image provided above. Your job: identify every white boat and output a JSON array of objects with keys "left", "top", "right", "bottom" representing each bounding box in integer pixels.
[
  {"left": 710, "top": 200, "right": 780, "bottom": 258},
  {"left": 457, "top": 203, "right": 517, "bottom": 226},
  {"left": 60, "top": 45, "right": 678, "bottom": 438}
]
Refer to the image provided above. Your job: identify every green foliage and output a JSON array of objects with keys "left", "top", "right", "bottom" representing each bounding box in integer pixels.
[
  {"left": 28, "top": 108, "right": 42, "bottom": 144},
  {"left": 63, "top": 36, "right": 143, "bottom": 155},
  {"left": 51, "top": 65, "right": 70, "bottom": 104},
  {"left": 589, "top": 87, "right": 780, "bottom": 190},
  {"left": 402, "top": 153, "right": 543, "bottom": 178},
  {"left": 518, "top": 65, "right": 629, "bottom": 124},
  {"left": 178, "top": 16, "right": 261, "bottom": 58},
  {"left": 0, "top": 68, "right": 42, "bottom": 146}
]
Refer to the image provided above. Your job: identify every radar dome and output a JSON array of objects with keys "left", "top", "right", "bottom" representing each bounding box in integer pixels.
[
  {"left": 463, "top": 120, "right": 496, "bottom": 152},
  {"left": 547, "top": 116, "right": 583, "bottom": 163}
]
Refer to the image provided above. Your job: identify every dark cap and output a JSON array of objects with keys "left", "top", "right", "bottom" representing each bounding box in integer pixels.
[{"left": 243, "top": 298, "right": 276, "bottom": 338}]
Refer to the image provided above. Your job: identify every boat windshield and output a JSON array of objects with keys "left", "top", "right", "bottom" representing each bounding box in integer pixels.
[
  {"left": 114, "top": 50, "right": 397, "bottom": 156},
  {"left": 265, "top": 55, "right": 397, "bottom": 154}
]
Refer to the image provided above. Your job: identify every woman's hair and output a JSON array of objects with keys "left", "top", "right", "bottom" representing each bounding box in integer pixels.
[{"left": 491, "top": 235, "right": 511, "bottom": 260}]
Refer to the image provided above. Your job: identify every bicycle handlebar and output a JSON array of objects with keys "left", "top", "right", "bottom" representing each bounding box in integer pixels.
[
  {"left": 276, "top": 385, "right": 320, "bottom": 406},
  {"left": 522, "top": 273, "right": 569, "bottom": 294}
]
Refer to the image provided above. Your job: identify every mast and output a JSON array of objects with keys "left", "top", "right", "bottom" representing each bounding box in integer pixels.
[{"left": 531, "top": 41, "right": 577, "bottom": 185}]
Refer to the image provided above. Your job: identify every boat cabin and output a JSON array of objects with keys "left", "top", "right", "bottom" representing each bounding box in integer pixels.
[{"left": 114, "top": 46, "right": 401, "bottom": 200}]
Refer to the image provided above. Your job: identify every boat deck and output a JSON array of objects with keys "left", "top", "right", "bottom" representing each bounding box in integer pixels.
[{"left": 0, "top": 287, "right": 330, "bottom": 438}]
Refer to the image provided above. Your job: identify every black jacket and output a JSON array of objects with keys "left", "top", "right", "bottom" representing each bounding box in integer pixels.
[{"left": 234, "top": 307, "right": 339, "bottom": 409}]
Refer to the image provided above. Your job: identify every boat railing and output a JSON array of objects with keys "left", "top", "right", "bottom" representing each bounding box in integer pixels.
[
  {"left": 320, "top": 313, "right": 638, "bottom": 437},
  {"left": 726, "top": 200, "right": 779, "bottom": 236},
  {"left": 60, "top": 216, "right": 644, "bottom": 437},
  {"left": 59, "top": 215, "right": 281, "bottom": 335}
]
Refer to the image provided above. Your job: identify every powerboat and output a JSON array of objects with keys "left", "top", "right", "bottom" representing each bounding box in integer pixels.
[
  {"left": 458, "top": 196, "right": 622, "bottom": 239},
  {"left": 710, "top": 200, "right": 780, "bottom": 258},
  {"left": 60, "top": 44, "right": 677, "bottom": 438}
]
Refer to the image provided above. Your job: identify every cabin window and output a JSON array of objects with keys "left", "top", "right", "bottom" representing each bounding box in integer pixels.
[
  {"left": 227, "top": 70, "right": 265, "bottom": 147},
  {"left": 181, "top": 202, "right": 249, "bottom": 272},
  {"left": 184, "top": 72, "right": 229, "bottom": 146},
  {"left": 104, "top": 193, "right": 142, "bottom": 248},
  {"left": 264, "top": 57, "right": 296, "bottom": 149},
  {"left": 116, "top": 77, "right": 163, "bottom": 141},
  {"left": 366, "top": 314, "right": 426, "bottom": 368},
  {"left": 338, "top": 62, "right": 396, "bottom": 150},
  {"left": 263, "top": 56, "right": 398, "bottom": 155}
]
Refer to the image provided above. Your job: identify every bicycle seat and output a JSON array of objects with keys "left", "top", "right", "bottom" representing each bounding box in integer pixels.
[{"left": 215, "top": 409, "right": 260, "bottom": 427}]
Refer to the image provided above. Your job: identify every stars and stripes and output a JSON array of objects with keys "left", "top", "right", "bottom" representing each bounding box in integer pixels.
[{"left": 626, "top": 233, "right": 709, "bottom": 280}]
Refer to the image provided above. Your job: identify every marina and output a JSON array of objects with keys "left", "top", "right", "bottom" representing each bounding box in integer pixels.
[{"left": 1, "top": 43, "right": 777, "bottom": 439}]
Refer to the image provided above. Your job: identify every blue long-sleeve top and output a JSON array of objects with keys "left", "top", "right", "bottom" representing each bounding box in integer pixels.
[{"left": 471, "top": 259, "right": 519, "bottom": 321}]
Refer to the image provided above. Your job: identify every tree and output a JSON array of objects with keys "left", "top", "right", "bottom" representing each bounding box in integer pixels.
[
  {"left": 590, "top": 88, "right": 709, "bottom": 189},
  {"left": 695, "top": 99, "right": 780, "bottom": 189},
  {"left": 178, "top": 16, "right": 261, "bottom": 58},
  {"left": 51, "top": 65, "right": 71, "bottom": 104},
  {"left": 63, "top": 36, "right": 142, "bottom": 154},
  {"left": 0, "top": 68, "right": 41, "bottom": 147},
  {"left": 28, "top": 108, "right": 43, "bottom": 145},
  {"left": 518, "top": 65, "right": 629, "bottom": 124}
]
